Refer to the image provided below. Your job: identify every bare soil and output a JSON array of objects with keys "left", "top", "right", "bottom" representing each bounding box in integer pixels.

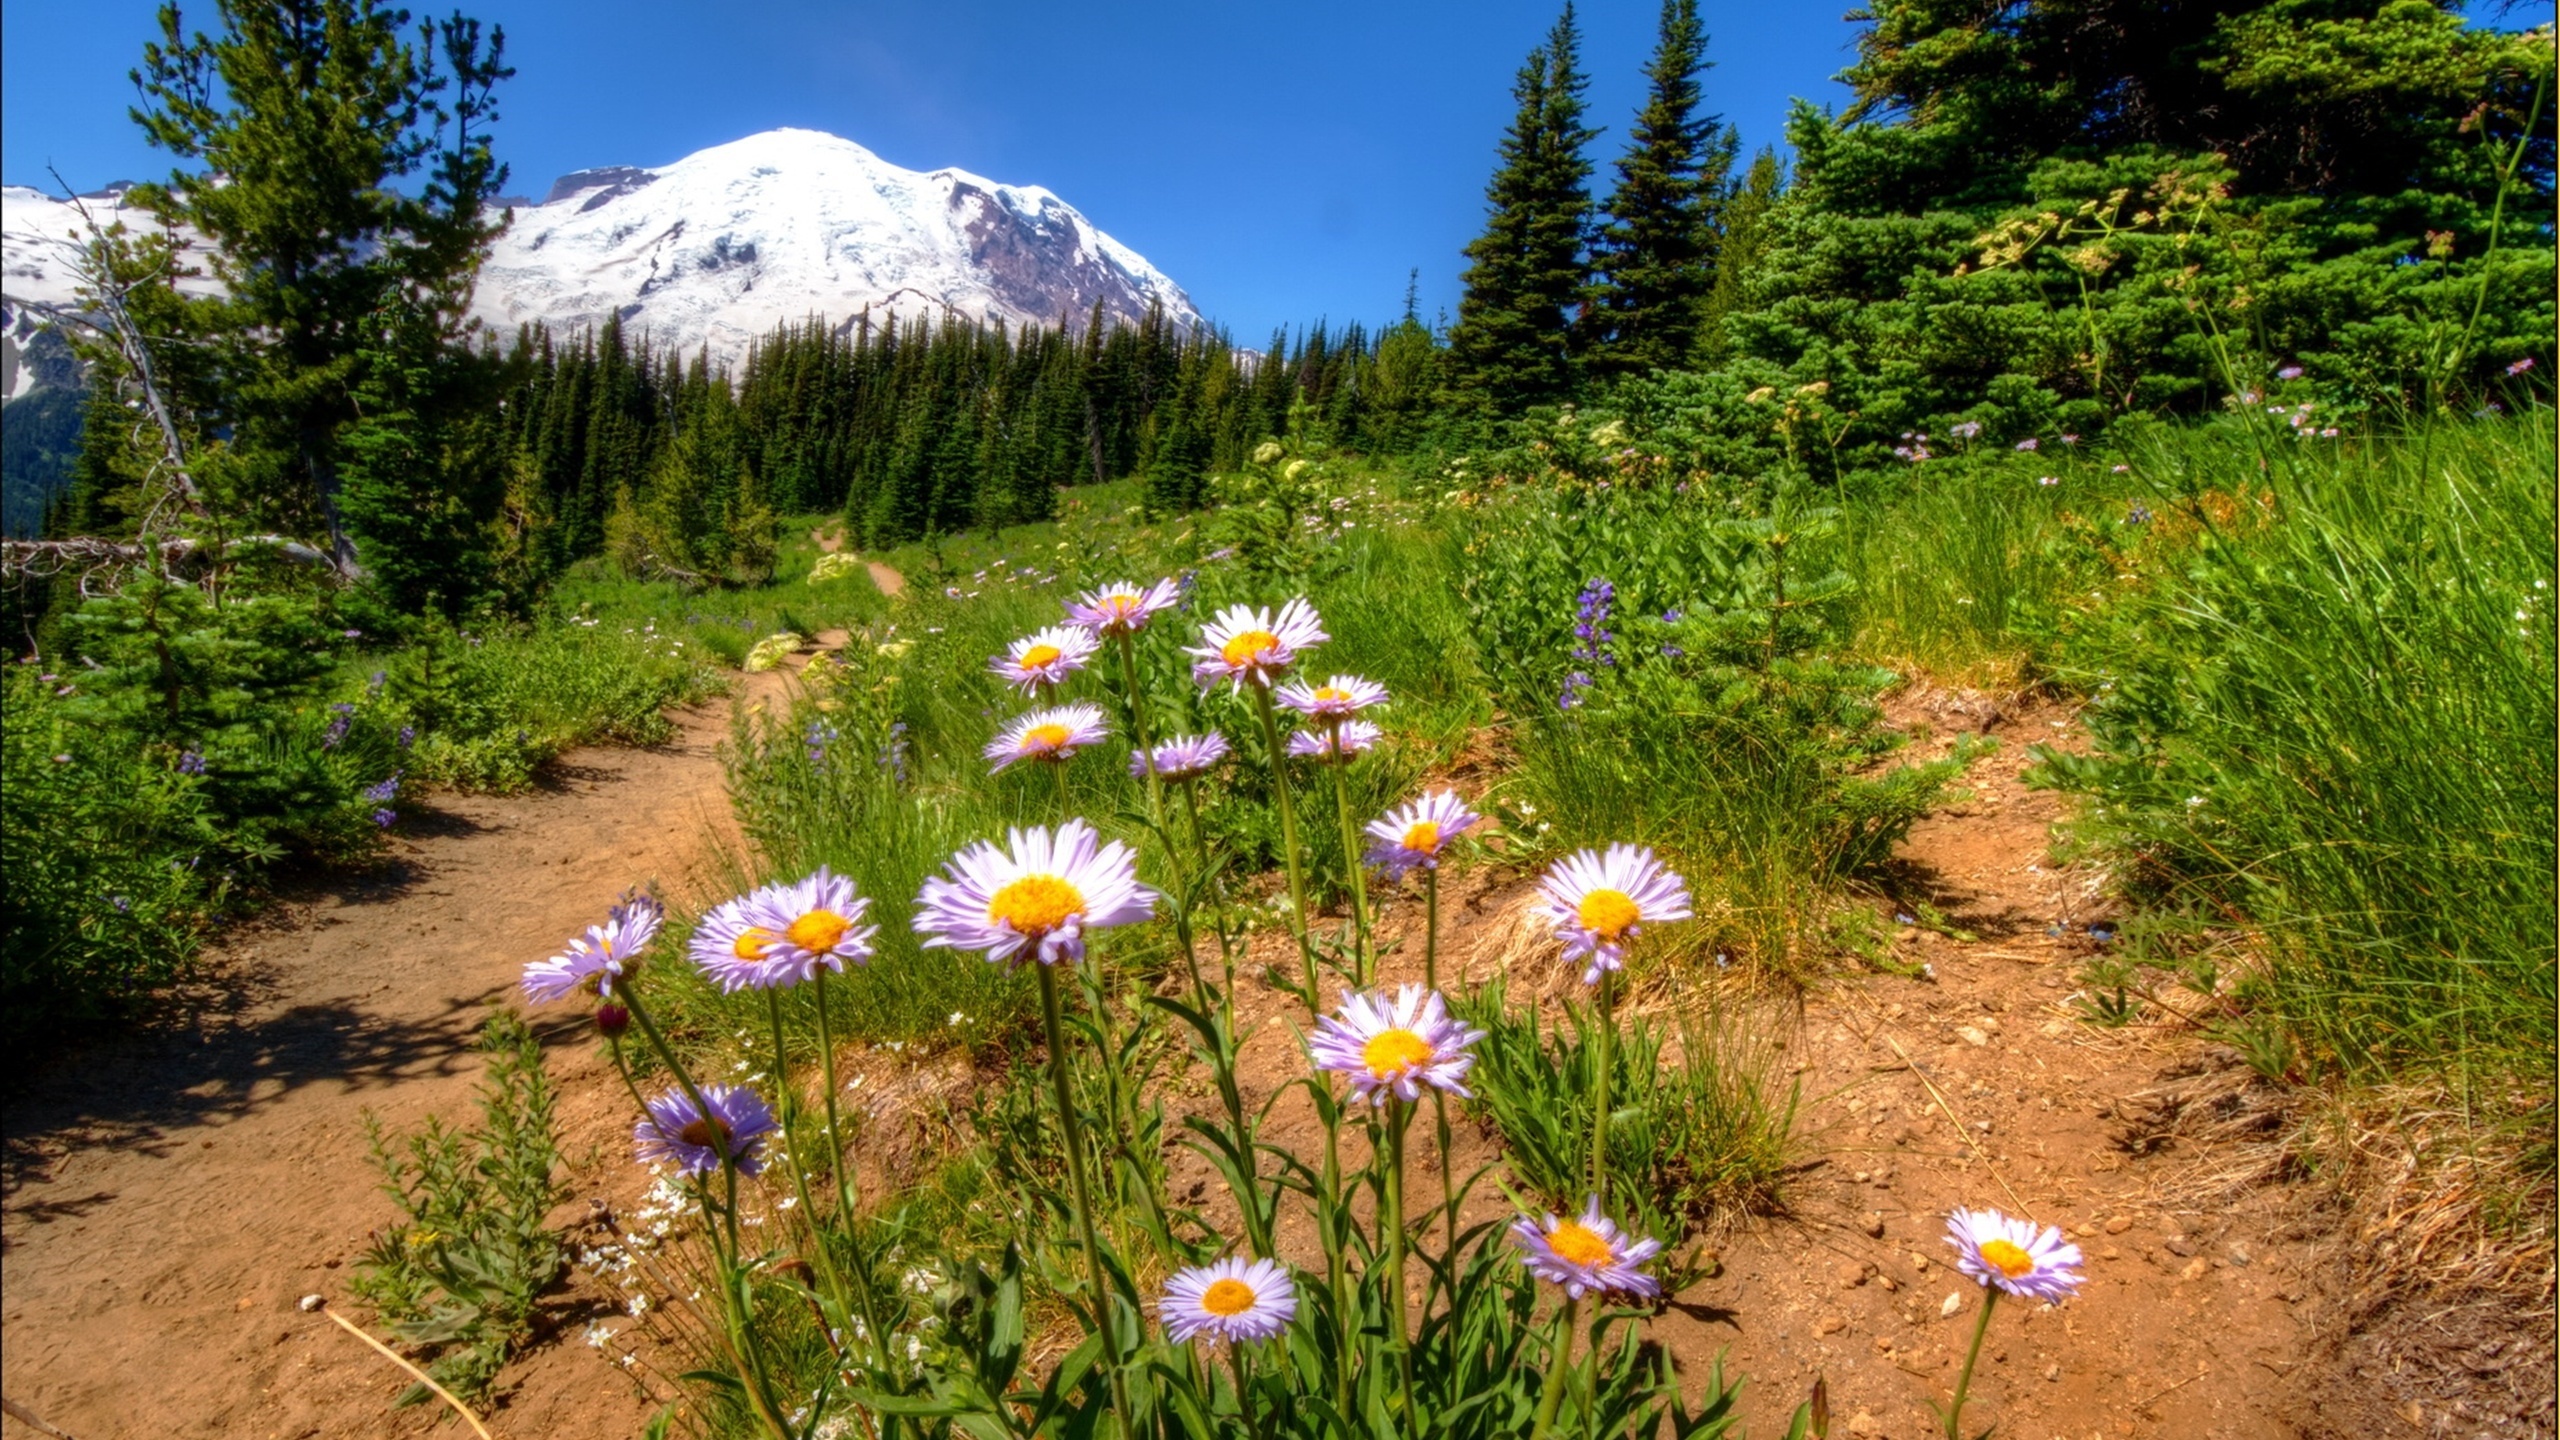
[
  {"left": 6, "top": 671, "right": 2540, "bottom": 1440},
  {"left": 0, "top": 642, "right": 841, "bottom": 1440}
]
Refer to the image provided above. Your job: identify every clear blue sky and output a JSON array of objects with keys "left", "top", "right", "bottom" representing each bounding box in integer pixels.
[{"left": 1, "top": 1, "right": 1863, "bottom": 340}]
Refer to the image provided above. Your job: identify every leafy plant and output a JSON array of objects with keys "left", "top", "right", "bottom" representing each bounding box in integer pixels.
[
  {"left": 1456, "top": 978, "right": 1799, "bottom": 1272},
  {"left": 351, "top": 1012, "right": 565, "bottom": 1407}
]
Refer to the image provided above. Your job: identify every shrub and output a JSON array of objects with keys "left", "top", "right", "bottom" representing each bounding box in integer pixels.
[{"left": 351, "top": 1012, "right": 564, "bottom": 1408}]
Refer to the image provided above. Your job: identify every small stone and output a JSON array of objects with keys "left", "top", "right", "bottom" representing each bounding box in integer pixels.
[
  {"left": 2044, "top": 1361, "right": 2062, "bottom": 1382},
  {"left": 1864, "top": 1212, "right": 1887, "bottom": 1239},
  {"left": 1941, "top": 1290, "right": 1966, "bottom": 1317},
  {"left": 1910, "top": 1252, "right": 1932, "bottom": 1271},
  {"left": 2163, "top": 1235, "right": 2196, "bottom": 1257},
  {"left": 297, "top": 1294, "right": 325, "bottom": 1312},
  {"left": 1957, "top": 1025, "right": 1991, "bottom": 1046},
  {"left": 2179, "top": 1257, "right": 2210, "bottom": 1281},
  {"left": 1814, "top": 1313, "right": 1848, "bottom": 1336},
  {"left": 2227, "top": 1242, "right": 2253, "bottom": 1266},
  {"left": 2105, "top": 1215, "right": 2135, "bottom": 1235},
  {"left": 1846, "top": 1410, "right": 1884, "bottom": 1436},
  {"left": 1837, "top": 1261, "right": 1869, "bottom": 1288}
]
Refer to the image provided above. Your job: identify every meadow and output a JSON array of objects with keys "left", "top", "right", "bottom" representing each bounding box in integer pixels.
[{"left": 355, "top": 403, "right": 2554, "bottom": 1438}]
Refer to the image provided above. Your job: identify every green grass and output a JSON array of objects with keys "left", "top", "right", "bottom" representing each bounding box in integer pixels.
[{"left": 2036, "top": 416, "right": 2556, "bottom": 1091}]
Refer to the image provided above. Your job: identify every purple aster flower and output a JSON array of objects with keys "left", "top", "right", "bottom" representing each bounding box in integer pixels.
[
  {"left": 634, "top": 1084, "right": 777, "bottom": 1177},
  {"left": 1947, "top": 1207, "right": 2086, "bottom": 1305},
  {"left": 1534, "top": 844, "right": 1692, "bottom": 984},
  {"left": 1511, "top": 1198, "right": 1663, "bottom": 1300},
  {"left": 523, "top": 892, "right": 664, "bottom": 1003},
  {"left": 1364, "top": 789, "right": 1482, "bottom": 880},
  {"left": 1285, "top": 720, "right": 1380, "bottom": 763},
  {"left": 1160, "top": 1258, "right": 1297, "bottom": 1344},
  {"left": 1132, "top": 731, "right": 1231, "bottom": 782},
  {"left": 912, "top": 820, "right": 1158, "bottom": 968},
  {"left": 1306, "top": 985, "right": 1484, "bottom": 1105}
]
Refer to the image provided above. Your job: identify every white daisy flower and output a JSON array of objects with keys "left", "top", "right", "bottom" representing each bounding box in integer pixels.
[
  {"left": 912, "top": 820, "right": 1158, "bottom": 967},
  {"left": 1533, "top": 844, "right": 1692, "bottom": 983}
]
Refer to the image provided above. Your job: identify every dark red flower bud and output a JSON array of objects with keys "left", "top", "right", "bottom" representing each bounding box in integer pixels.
[{"left": 595, "top": 1002, "right": 631, "bottom": 1038}]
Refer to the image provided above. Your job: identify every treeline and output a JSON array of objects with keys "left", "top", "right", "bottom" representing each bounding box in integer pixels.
[{"left": 484, "top": 299, "right": 1443, "bottom": 588}]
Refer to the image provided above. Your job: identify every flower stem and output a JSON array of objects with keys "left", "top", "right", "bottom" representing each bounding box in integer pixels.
[
  {"left": 1589, "top": 970, "right": 1614, "bottom": 1204},
  {"left": 1531, "top": 1296, "right": 1580, "bottom": 1439},
  {"left": 1327, "top": 758, "right": 1374, "bottom": 987},
  {"left": 1384, "top": 1102, "right": 1417, "bottom": 1426},
  {"left": 815, "top": 968, "right": 896, "bottom": 1371},
  {"left": 1038, "top": 961, "right": 1132, "bottom": 1429},
  {"left": 1249, "top": 684, "right": 1320, "bottom": 1012},
  {"left": 1945, "top": 1285, "right": 2000, "bottom": 1440},
  {"left": 765, "top": 987, "right": 842, "bottom": 1296},
  {"left": 1227, "top": 1340, "right": 1270, "bottom": 1440},
  {"left": 1425, "top": 868, "right": 1456, "bottom": 1254}
]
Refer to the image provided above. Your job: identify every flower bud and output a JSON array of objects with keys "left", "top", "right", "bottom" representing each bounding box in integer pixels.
[
  {"left": 595, "top": 1002, "right": 631, "bottom": 1038},
  {"left": 1250, "top": 441, "right": 1285, "bottom": 466}
]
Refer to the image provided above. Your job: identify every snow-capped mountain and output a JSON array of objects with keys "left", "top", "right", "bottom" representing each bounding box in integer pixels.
[
  {"left": 478, "top": 129, "right": 1202, "bottom": 361},
  {"left": 0, "top": 128, "right": 1202, "bottom": 389}
]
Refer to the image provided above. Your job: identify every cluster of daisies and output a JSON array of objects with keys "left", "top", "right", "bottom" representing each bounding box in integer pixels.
[{"left": 517, "top": 575, "right": 2088, "bottom": 1372}]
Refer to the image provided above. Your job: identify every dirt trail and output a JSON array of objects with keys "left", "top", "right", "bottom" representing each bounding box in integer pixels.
[
  {"left": 810, "top": 524, "right": 905, "bottom": 596},
  {"left": 0, "top": 641, "right": 846, "bottom": 1440}
]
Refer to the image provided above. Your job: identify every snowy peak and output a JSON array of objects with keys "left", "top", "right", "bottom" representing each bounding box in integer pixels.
[
  {"left": 473, "top": 128, "right": 1202, "bottom": 363},
  {"left": 0, "top": 129, "right": 1204, "bottom": 385}
]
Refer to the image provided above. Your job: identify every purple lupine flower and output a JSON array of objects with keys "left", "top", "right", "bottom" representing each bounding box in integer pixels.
[
  {"left": 178, "top": 749, "right": 207, "bottom": 776},
  {"left": 371, "top": 808, "right": 398, "bottom": 828},
  {"left": 397, "top": 725, "right": 416, "bottom": 749},
  {"left": 363, "top": 772, "right": 402, "bottom": 803},
  {"left": 366, "top": 670, "right": 387, "bottom": 699},
  {"left": 1558, "top": 671, "right": 1593, "bottom": 711},
  {"left": 1571, "top": 578, "right": 1616, "bottom": 671}
]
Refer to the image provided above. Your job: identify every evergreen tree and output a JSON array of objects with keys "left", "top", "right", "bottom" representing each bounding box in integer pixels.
[
  {"left": 128, "top": 0, "right": 513, "bottom": 572},
  {"left": 1582, "top": 0, "right": 1729, "bottom": 379},
  {"left": 1694, "top": 146, "right": 1785, "bottom": 363},
  {"left": 1448, "top": 4, "right": 1598, "bottom": 414}
]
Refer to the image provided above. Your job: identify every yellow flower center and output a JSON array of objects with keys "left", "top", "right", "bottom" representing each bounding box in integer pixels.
[
  {"left": 1577, "top": 888, "right": 1642, "bottom": 941},
  {"left": 1221, "top": 630, "right": 1281, "bottom": 668},
  {"left": 1315, "top": 685, "right": 1352, "bottom": 704},
  {"left": 1105, "top": 593, "right": 1140, "bottom": 617},
  {"left": 1979, "top": 1238, "right": 2036, "bottom": 1278},
  {"left": 988, "top": 874, "right": 1086, "bottom": 936},
  {"left": 1361, "top": 1027, "right": 1435, "bottom": 1079},
  {"left": 786, "top": 910, "right": 851, "bottom": 954},
  {"left": 1199, "top": 1278, "right": 1258, "bottom": 1316},
  {"left": 1547, "top": 1221, "right": 1615, "bottom": 1268},
  {"left": 676, "top": 1116, "right": 732, "bottom": 1150},
  {"left": 1401, "top": 821, "right": 1443, "bottom": 854},
  {"left": 1022, "top": 723, "right": 1072, "bottom": 752},
  {"left": 1018, "top": 643, "right": 1063, "bottom": 669},
  {"left": 731, "top": 926, "right": 777, "bottom": 961}
]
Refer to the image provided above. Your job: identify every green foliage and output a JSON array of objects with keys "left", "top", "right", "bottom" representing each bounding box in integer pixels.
[
  {"left": 0, "top": 665, "right": 224, "bottom": 1042},
  {"left": 127, "top": 0, "right": 513, "bottom": 563},
  {"left": 2034, "top": 415, "right": 2557, "bottom": 1085},
  {"left": 1580, "top": 0, "right": 1732, "bottom": 379},
  {"left": 1454, "top": 459, "right": 1959, "bottom": 968},
  {"left": 380, "top": 615, "right": 718, "bottom": 792},
  {"left": 1457, "top": 979, "right": 1799, "bottom": 1263},
  {"left": 1449, "top": 5, "right": 1600, "bottom": 413},
  {"left": 352, "top": 1012, "right": 564, "bottom": 1408}
]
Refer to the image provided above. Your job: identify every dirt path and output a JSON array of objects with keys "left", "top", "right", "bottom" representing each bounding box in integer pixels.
[
  {"left": 0, "top": 644, "right": 842, "bottom": 1440},
  {"left": 810, "top": 524, "right": 905, "bottom": 596}
]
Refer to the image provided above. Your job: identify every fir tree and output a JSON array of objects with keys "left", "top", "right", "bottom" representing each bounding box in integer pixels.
[
  {"left": 1582, "top": 0, "right": 1730, "bottom": 379},
  {"left": 1448, "top": 4, "right": 1598, "bottom": 414},
  {"left": 1694, "top": 146, "right": 1785, "bottom": 364},
  {"left": 128, "top": 0, "right": 513, "bottom": 572}
]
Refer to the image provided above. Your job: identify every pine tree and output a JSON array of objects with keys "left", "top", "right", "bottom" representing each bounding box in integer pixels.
[
  {"left": 128, "top": 0, "right": 513, "bottom": 572},
  {"left": 1448, "top": 4, "right": 1599, "bottom": 415},
  {"left": 1582, "top": 0, "right": 1730, "bottom": 379},
  {"left": 1694, "top": 147, "right": 1786, "bottom": 364}
]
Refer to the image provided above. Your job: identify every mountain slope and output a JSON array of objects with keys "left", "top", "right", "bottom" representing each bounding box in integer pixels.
[
  {"left": 472, "top": 128, "right": 1201, "bottom": 362},
  {"left": 0, "top": 128, "right": 1203, "bottom": 379}
]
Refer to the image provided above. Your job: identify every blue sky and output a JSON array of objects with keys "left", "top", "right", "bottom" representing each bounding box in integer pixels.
[{"left": 2, "top": 1, "right": 1863, "bottom": 339}]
